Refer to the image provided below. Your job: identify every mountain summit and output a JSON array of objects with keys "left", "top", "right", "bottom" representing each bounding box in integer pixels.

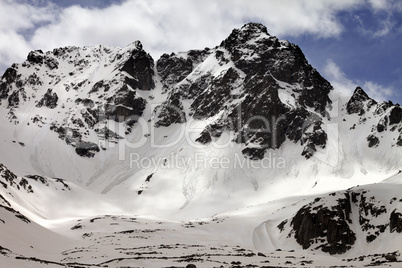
[{"left": 0, "top": 23, "right": 402, "bottom": 267}]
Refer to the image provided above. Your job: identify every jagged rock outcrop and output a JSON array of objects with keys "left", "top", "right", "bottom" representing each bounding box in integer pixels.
[
  {"left": 367, "top": 134, "right": 380, "bottom": 148},
  {"left": 75, "top": 141, "right": 100, "bottom": 158},
  {"left": 104, "top": 84, "right": 147, "bottom": 121},
  {"left": 389, "top": 106, "right": 402, "bottom": 125},
  {"left": 0, "top": 67, "right": 18, "bottom": 100},
  {"left": 36, "top": 88, "right": 58, "bottom": 109},
  {"left": 390, "top": 209, "right": 402, "bottom": 233},
  {"left": 154, "top": 23, "right": 332, "bottom": 159},
  {"left": 27, "top": 50, "right": 44, "bottom": 64},
  {"left": 289, "top": 194, "right": 356, "bottom": 255},
  {"left": 346, "top": 87, "right": 402, "bottom": 148},
  {"left": 221, "top": 23, "right": 332, "bottom": 114},
  {"left": 120, "top": 41, "right": 155, "bottom": 91},
  {"left": 278, "top": 187, "right": 401, "bottom": 255},
  {"left": 347, "top": 87, "right": 377, "bottom": 115},
  {"left": 0, "top": 163, "right": 18, "bottom": 187}
]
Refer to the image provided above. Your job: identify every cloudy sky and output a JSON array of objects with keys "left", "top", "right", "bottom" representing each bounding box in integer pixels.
[{"left": 1, "top": 0, "right": 401, "bottom": 103}]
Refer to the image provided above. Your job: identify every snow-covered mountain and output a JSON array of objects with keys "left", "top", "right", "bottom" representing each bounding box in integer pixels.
[{"left": 0, "top": 23, "right": 401, "bottom": 267}]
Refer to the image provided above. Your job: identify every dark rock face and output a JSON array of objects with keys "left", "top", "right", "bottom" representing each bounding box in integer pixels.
[
  {"left": 389, "top": 106, "right": 402, "bottom": 125},
  {"left": 45, "top": 56, "right": 59, "bottom": 69},
  {"left": 27, "top": 50, "right": 44, "bottom": 64},
  {"left": 221, "top": 23, "right": 271, "bottom": 52},
  {"left": 353, "top": 190, "right": 388, "bottom": 242},
  {"left": 290, "top": 194, "right": 355, "bottom": 255},
  {"left": 157, "top": 53, "right": 193, "bottom": 92},
  {"left": 191, "top": 67, "right": 239, "bottom": 118},
  {"left": 49, "top": 122, "right": 98, "bottom": 158},
  {"left": 397, "top": 134, "right": 402, "bottom": 146},
  {"left": 120, "top": 41, "right": 155, "bottom": 91},
  {"left": 156, "top": 48, "right": 210, "bottom": 93},
  {"left": 26, "top": 73, "right": 43, "bottom": 87},
  {"left": 0, "top": 163, "right": 18, "bottom": 186},
  {"left": 195, "top": 129, "right": 212, "bottom": 144},
  {"left": 0, "top": 67, "right": 18, "bottom": 99},
  {"left": 227, "top": 75, "right": 291, "bottom": 155},
  {"left": 1, "top": 67, "right": 18, "bottom": 84},
  {"left": 154, "top": 49, "right": 211, "bottom": 127},
  {"left": 153, "top": 90, "right": 187, "bottom": 127},
  {"left": 195, "top": 120, "right": 227, "bottom": 144},
  {"left": 36, "top": 89, "right": 58, "bottom": 109},
  {"left": 8, "top": 90, "right": 20, "bottom": 107},
  {"left": 0, "top": 164, "right": 34, "bottom": 194},
  {"left": 89, "top": 80, "right": 110, "bottom": 94},
  {"left": 280, "top": 188, "right": 399, "bottom": 254},
  {"left": 75, "top": 98, "right": 94, "bottom": 108},
  {"left": 390, "top": 210, "right": 402, "bottom": 233},
  {"left": 301, "top": 120, "right": 327, "bottom": 159},
  {"left": 374, "top": 101, "right": 393, "bottom": 115},
  {"left": 367, "top": 134, "right": 380, "bottom": 148},
  {"left": 75, "top": 142, "right": 100, "bottom": 158},
  {"left": 221, "top": 23, "right": 332, "bottom": 115},
  {"left": 377, "top": 117, "right": 388, "bottom": 132},
  {"left": 346, "top": 87, "right": 377, "bottom": 115},
  {"left": 105, "top": 85, "right": 147, "bottom": 121},
  {"left": 241, "top": 147, "right": 267, "bottom": 160},
  {"left": 346, "top": 87, "right": 402, "bottom": 149}
]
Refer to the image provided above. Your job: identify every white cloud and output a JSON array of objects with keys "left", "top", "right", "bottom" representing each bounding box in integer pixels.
[
  {"left": 355, "top": 10, "right": 396, "bottom": 38},
  {"left": 0, "top": 0, "right": 57, "bottom": 71},
  {"left": 323, "top": 59, "right": 393, "bottom": 101},
  {"left": 0, "top": 0, "right": 364, "bottom": 72},
  {"left": 366, "top": 0, "right": 402, "bottom": 11},
  {"left": 360, "top": 81, "right": 394, "bottom": 100},
  {"left": 372, "top": 17, "right": 394, "bottom": 37},
  {"left": 323, "top": 60, "right": 357, "bottom": 97},
  {"left": 360, "top": 0, "right": 402, "bottom": 38},
  {"left": 367, "top": 0, "right": 389, "bottom": 10}
]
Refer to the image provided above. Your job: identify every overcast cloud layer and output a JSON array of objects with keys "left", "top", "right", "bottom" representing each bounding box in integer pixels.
[{"left": 0, "top": 0, "right": 401, "bottom": 102}]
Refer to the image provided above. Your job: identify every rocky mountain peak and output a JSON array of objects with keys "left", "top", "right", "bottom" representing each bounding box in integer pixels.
[
  {"left": 346, "top": 87, "right": 377, "bottom": 115},
  {"left": 120, "top": 41, "right": 155, "bottom": 91},
  {"left": 220, "top": 22, "right": 279, "bottom": 55},
  {"left": 241, "top": 22, "right": 269, "bottom": 33},
  {"left": 344, "top": 86, "right": 402, "bottom": 149},
  {"left": 222, "top": 22, "right": 270, "bottom": 45},
  {"left": 352, "top": 86, "right": 371, "bottom": 101},
  {"left": 132, "top": 40, "right": 143, "bottom": 50},
  {"left": 154, "top": 23, "right": 334, "bottom": 160}
]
